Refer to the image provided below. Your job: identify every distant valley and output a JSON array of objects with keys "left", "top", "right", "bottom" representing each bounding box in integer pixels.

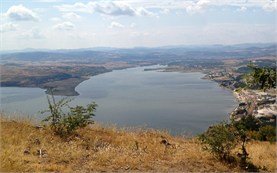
[{"left": 1, "top": 43, "right": 276, "bottom": 96}]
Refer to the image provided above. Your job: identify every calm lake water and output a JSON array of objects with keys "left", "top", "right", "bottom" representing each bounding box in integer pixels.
[{"left": 0, "top": 65, "right": 237, "bottom": 135}]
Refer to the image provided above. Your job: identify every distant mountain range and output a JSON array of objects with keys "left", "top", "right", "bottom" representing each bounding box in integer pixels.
[
  {"left": 1, "top": 43, "right": 276, "bottom": 63},
  {"left": 2, "top": 42, "right": 275, "bottom": 53}
]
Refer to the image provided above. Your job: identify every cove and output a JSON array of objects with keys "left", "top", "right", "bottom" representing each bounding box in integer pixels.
[{"left": 1, "top": 65, "right": 237, "bottom": 135}]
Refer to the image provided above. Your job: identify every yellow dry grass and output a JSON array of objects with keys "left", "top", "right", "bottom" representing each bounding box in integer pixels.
[
  {"left": 0, "top": 117, "right": 276, "bottom": 172},
  {"left": 246, "top": 141, "right": 276, "bottom": 171}
]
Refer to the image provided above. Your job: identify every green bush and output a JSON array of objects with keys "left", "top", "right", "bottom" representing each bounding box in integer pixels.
[
  {"left": 256, "top": 125, "right": 276, "bottom": 142},
  {"left": 198, "top": 122, "right": 237, "bottom": 161},
  {"left": 244, "top": 63, "right": 276, "bottom": 90},
  {"left": 42, "top": 94, "right": 97, "bottom": 137},
  {"left": 232, "top": 116, "right": 276, "bottom": 142},
  {"left": 199, "top": 116, "right": 274, "bottom": 171},
  {"left": 232, "top": 115, "right": 260, "bottom": 132}
]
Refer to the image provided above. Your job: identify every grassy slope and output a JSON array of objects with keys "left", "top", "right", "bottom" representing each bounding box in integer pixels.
[{"left": 0, "top": 118, "right": 276, "bottom": 172}]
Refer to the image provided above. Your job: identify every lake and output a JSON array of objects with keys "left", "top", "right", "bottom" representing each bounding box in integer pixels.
[{"left": 0, "top": 65, "right": 237, "bottom": 135}]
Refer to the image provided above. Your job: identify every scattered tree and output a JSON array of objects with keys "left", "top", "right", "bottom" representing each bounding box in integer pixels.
[
  {"left": 41, "top": 93, "right": 97, "bottom": 137},
  {"left": 199, "top": 116, "right": 263, "bottom": 171},
  {"left": 256, "top": 125, "right": 276, "bottom": 142},
  {"left": 244, "top": 62, "right": 276, "bottom": 90},
  {"left": 198, "top": 122, "right": 237, "bottom": 161}
]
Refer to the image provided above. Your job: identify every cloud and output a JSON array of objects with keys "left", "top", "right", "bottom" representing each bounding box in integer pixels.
[
  {"left": 130, "top": 31, "right": 151, "bottom": 37},
  {"left": 109, "top": 21, "right": 125, "bottom": 28},
  {"left": 54, "top": 0, "right": 277, "bottom": 14},
  {"left": 0, "top": 23, "right": 18, "bottom": 33},
  {"left": 62, "top": 12, "right": 81, "bottom": 20},
  {"left": 110, "top": 22, "right": 137, "bottom": 29},
  {"left": 263, "top": 1, "right": 277, "bottom": 12},
  {"left": 237, "top": 6, "right": 247, "bottom": 12},
  {"left": 55, "top": 2, "right": 94, "bottom": 13},
  {"left": 106, "top": 0, "right": 276, "bottom": 13},
  {"left": 160, "top": 8, "right": 170, "bottom": 14},
  {"left": 56, "top": 1, "right": 137, "bottom": 16},
  {"left": 37, "top": 0, "right": 63, "bottom": 2},
  {"left": 19, "top": 28, "right": 45, "bottom": 39},
  {"left": 94, "top": 2, "right": 136, "bottom": 16},
  {"left": 56, "top": 1, "right": 157, "bottom": 17},
  {"left": 67, "top": 32, "right": 96, "bottom": 40},
  {"left": 185, "top": 0, "right": 211, "bottom": 14},
  {"left": 136, "top": 7, "right": 157, "bottom": 17},
  {"left": 5, "top": 4, "right": 39, "bottom": 21},
  {"left": 130, "top": 22, "right": 136, "bottom": 28},
  {"left": 53, "top": 21, "right": 75, "bottom": 30},
  {"left": 50, "top": 17, "right": 61, "bottom": 22}
]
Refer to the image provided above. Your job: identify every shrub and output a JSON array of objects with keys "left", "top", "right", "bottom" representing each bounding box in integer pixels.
[
  {"left": 256, "top": 125, "right": 276, "bottom": 142},
  {"left": 231, "top": 117, "right": 253, "bottom": 168},
  {"left": 232, "top": 116, "right": 276, "bottom": 142},
  {"left": 244, "top": 63, "right": 276, "bottom": 90},
  {"left": 42, "top": 94, "right": 97, "bottom": 137},
  {"left": 198, "top": 122, "right": 237, "bottom": 161},
  {"left": 199, "top": 118, "right": 262, "bottom": 170},
  {"left": 232, "top": 115, "right": 260, "bottom": 132}
]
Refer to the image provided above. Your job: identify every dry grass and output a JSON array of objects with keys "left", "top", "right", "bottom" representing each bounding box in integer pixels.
[
  {"left": 246, "top": 141, "right": 276, "bottom": 171},
  {"left": 0, "top": 117, "right": 276, "bottom": 172}
]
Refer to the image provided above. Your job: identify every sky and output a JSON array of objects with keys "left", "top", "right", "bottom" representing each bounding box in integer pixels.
[{"left": 1, "top": 0, "right": 276, "bottom": 50}]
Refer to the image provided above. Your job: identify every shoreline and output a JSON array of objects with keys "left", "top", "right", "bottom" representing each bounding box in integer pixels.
[
  {"left": 153, "top": 66, "right": 242, "bottom": 119},
  {"left": 2, "top": 64, "right": 239, "bottom": 112},
  {"left": 0, "top": 65, "right": 157, "bottom": 96},
  {"left": 1, "top": 72, "right": 112, "bottom": 97},
  {"left": 1, "top": 65, "right": 250, "bottom": 130},
  {"left": 1, "top": 77, "right": 90, "bottom": 96},
  {"left": 1, "top": 66, "right": 239, "bottom": 133}
]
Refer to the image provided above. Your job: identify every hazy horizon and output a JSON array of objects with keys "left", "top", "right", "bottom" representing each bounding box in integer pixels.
[{"left": 2, "top": 42, "right": 277, "bottom": 53}]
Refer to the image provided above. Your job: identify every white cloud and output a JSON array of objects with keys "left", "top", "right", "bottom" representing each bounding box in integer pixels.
[
  {"left": 185, "top": 0, "right": 211, "bottom": 14},
  {"left": 130, "top": 31, "right": 150, "bottom": 37},
  {"left": 62, "top": 12, "right": 81, "bottom": 20},
  {"left": 55, "top": 2, "right": 94, "bottom": 13},
  {"left": 263, "top": 1, "right": 277, "bottom": 12},
  {"left": 5, "top": 4, "right": 39, "bottom": 21},
  {"left": 37, "top": 0, "right": 63, "bottom": 2},
  {"left": 130, "top": 22, "right": 136, "bottom": 28},
  {"left": 56, "top": 1, "right": 157, "bottom": 17},
  {"left": 33, "top": 8, "right": 46, "bottom": 13},
  {"left": 160, "top": 8, "right": 170, "bottom": 14},
  {"left": 0, "top": 23, "right": 18, "bottom": 33},
  {"left": 201, "top": 23, "right": 275, "bottom": 44},
  {"left": 109, "top": 0, "right": 276, "bottom": 13},
  {"left": 94, "top": 1, "right": 136, "bottom": 16},
  {"left": 118, "top": 0, "right": 184, "bottom": 9},
  {"left": 136, "top": 7, "right": 157, "bottom": 17},
  {"left": 54, "top": 0, "right": 275, "bottom": 14},
  {"left": 237, "top": 6, "right": 247, "bottom": 12},
  {"left": 2, "top": 0, "right": 275, "bottom": 50},
  {"left": 50, "top": 17, "right": 61, "bottom": 22},
  {"left": 68, "top": 32, "right": 96, "bottom": 40},
  {"left": 19, "top": 28, "right": 45, "bottom": 39},
  {"left": 109, "top": 21, "right": 125, "bottom": 28},
  {"left": 53, "top": 21, "right": 75, "bottom": 30},
  {"left": 107, "top": 21, "right": 137, "bottom": 30}
]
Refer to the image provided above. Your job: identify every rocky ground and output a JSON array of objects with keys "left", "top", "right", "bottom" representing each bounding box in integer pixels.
[{"left": 231, "top": 89, "right": 276, "bottom": 125}]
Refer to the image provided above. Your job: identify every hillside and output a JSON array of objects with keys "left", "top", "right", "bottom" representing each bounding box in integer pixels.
[{"left": 0, "top": 116, "right": 276, "bottom": 172}]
